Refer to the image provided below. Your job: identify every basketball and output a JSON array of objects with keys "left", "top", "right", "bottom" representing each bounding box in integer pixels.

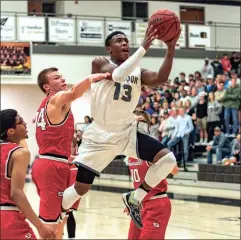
[{"left": 148, "top": 9, "right": 180, "bottom": 42}]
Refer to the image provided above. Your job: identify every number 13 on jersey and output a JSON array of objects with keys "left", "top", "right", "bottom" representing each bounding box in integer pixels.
[{"left": 113, "top": 82, "right": 132, "bottom": 102}]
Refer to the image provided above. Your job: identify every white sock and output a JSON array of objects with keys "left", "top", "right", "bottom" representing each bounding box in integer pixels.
[
  {"left": 133, "top": 188, "right": 148, "bottom": 204},
  {"left": 62, "top": 185, "right": 81, "bottom": 210}
]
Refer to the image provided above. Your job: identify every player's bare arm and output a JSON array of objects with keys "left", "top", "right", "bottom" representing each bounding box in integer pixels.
[
  {"left": 47, "top": 73, "right": 110, "bottom": 124},
  {"left": 10, "top": 148, "right": 56, "bottom": 239},
  {"left": 141, "top": 30, "right": 181, "bottom": 87},
  {"left": 92, "top": 26, "right": 158, "bottom": 82}
]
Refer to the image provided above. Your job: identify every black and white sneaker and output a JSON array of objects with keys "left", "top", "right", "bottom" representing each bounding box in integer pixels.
[{"left": 122, "top": 191, "right": 142, "bottom": 229}]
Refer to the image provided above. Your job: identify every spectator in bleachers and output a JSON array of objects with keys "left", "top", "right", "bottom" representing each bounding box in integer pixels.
[
  {"left": 159, "top": 101, "right": 170, "bottom": 116},
  {"left": 179, "top": 72, "right": 187, "bottom": 83},
  {"left": 180, "top": 90, "right": 190, "bottom": 104},
  {"left": 194, "top": 71, "right": 202, "bottom": 80},
  {"left": 229, "top": 71, "right": 240, "bottom": 86},
  {"left": 206, "top": 127, "right": 231, "bottom": 164},
  {"left": 152, "top": 101, "right": 160, "bottom": 115},
  {"left": 81, "top": 115, "right": 92, "bottom": 133},
  {"left": 215, "top": 81, "right": 226, "bottom": 131},
  {"left": 159, "top": 110, "right": 174, "bottom": 147},
  {"left": 221, "top": 54, "right": 232, "bottom": 75},
  {"left": 196, "top": 92, "right": 208, "bottom": 144},
  {"left": 189, "top": 78, "right": 195, "bottom": 89},
  {"left": 167, "top": 107, "right": 193, "bottom": 165},
  {"left": 143, "top": 102, "right": 154, "bottom": 115},
  {"left": 176, "top": 100, "right": 183, "bottom": 109},
  {"left": 189, "top": 87, "right": 200, "bottom": 108},
  {"left": 201, "top": 57, "right": 214, "bottom": 79},
  {"left": 204, "top": 75, "right": 217, "bottom": 93},
  {"left": 149, "top": 117, "right": 159, "bottom": 140},
  {"left": 211, "top": 56, "right": 223, "bottom": 77},
  {"left": 207, "top": 92, "right": 222, "bottom": 142},
  {"left": 195, "top": 79, "right": 205, "bottom": 94},
  {"left": 230, "top": 52, "right": 240, "bottom": 75},
  {"left": 222, "top": 133, "right": 240, "bottom": 166},
  {"left": 223, "top": 77, "right": 240, "bottom": 136},
  {"left": 221, "top": 73, "right": 230, "bottom": 90},
  {"left": 184, "top": 100, "right": 197, "bottom": 147}
]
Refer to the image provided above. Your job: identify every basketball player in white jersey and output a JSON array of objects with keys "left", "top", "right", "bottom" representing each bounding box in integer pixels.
[{"left": 62, "top": 25, "right": 180, "bottom": 228}]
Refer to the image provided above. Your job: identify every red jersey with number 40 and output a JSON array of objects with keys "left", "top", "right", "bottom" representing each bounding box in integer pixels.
[
  {"left": 0, "top": 142, "right": 22, "bottom": 206},
  {"left": 127, "top": 157, "right": 168, "bottom": 201},
  {"left": 35, "top": 95, "right": 75, "bottom": 158}
]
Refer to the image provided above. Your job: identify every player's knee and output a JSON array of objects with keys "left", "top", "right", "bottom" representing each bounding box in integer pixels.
[
  {"left": 74, "top": 181, "right": 91, "bottom": 196},
  {"left": 154, "top": 152, "right": 176, "bottom": 168},
  {"left": 75, "top": 165, "right": 98, "bottom": 196}
]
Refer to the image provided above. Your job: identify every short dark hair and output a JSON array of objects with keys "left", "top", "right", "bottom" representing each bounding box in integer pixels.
[
  {"left": 0, "top": 109, "right": 17, "bottom": 140},
  {"left": 180, "top": 72, "right": 186, "bottom": 76},
  {"left": 37, "top": 67, "right": 58, "bottom": 93},
  {"left": 105, "top": 31, "right": 126, "bottom": 47}
]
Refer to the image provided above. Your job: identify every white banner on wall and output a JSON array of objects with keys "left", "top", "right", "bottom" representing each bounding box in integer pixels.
[
  {"left": 188, "top": 25, "right": 211, "bottom": 48},
  {"left": 177, "top": 24, "right": 186, "bottom": 48},
  {"left": 48, "top": 18, "right": 75, "bottom": 43},
  {"left": 135, "top": 22, "right": 159, "bottom": 47},
  {"left": 1, "top": 16, "right": 16, "bottom": 41},
  {"left": 135, "top": 22, "right": 147, "bottom": 45},
  {"left": 107, "top": 21, "right": 131, "bottom": 42},
  {"left": 78, "top": 20, "right": 104, "bottom": 43},
  {"left": 18, "top": 16, "right": 45, "bottom": 42}
]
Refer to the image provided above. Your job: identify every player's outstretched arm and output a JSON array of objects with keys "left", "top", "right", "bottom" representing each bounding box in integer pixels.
[
  {"left": 10, "top": 148, "right": 56, "bottom": 239},
  {"left": 49, "top": 73, "right": 110, "bottom": 109},
  {"left": 92, "top": 26, "right": 158, "bottom": 83},
  {"left": 141, "top": 30, "right": 181, "bottom": 87}
]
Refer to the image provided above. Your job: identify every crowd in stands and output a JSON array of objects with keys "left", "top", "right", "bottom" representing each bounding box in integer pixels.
[{"left": 136, "top": 53, "right": 240, "bottom": 165}]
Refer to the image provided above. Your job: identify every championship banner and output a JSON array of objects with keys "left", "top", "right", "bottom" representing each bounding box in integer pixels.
[
  {"left": 1, "top": 16, "right": 16, "bottom": 41},
  {"left": 188, "top": 25, "right": 211, "bottom": 48},
  {"left": 17, "top": 16, "right": 45, "bottom": 42},
  {"left": 176, "top": 24, "right": 186, "bottom": 48},
  {"left": 78, "top": 20, "right": 104, "bottom": 44},
  {"left": 135, "top": 21, "right": 160, "bottom": 47},
  {"left": 0, "top": 42, "right": 31, "bottom": 76},
  {"left": 48, "top": 17, "right": 75, "bottom": 43},
  {"left": 107, "top": 21, "right": 132, "bottom": 42}
]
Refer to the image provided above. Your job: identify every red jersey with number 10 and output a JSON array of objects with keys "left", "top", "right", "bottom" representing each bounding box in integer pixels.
[
  {"left": 35, "top": 95, "right": 75, "bottom": 158},
  {"left": 127, "top": 157, "right": 168, "bottom": 202}
]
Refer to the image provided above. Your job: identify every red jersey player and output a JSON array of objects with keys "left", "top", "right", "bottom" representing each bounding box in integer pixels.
[
  {"left": 125, "top": 157, "right": 178, "bottom": 239},
  {"left": 0, "top": 109, "right": 56, "bottom": 240},
  {"left": 124, "top": 110, "right": 178, "bottom": 239},
  {"left": 31, "top": 67, "right": 110, "bottom": 238}
]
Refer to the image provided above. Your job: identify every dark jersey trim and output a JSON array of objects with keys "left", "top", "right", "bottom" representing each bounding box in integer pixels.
[{"left": 5, "top": 146, "right": 23, "bottom": 179}]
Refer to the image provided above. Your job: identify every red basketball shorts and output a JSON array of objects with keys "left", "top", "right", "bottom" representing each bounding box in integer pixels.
[
  {"left": 31, "top": 158, "right": 70, "bottom": 223},
  {"left": 128, "top": 197, "right": 171, "bottom": 240},
  {"left": 0, "top": 210, "right": 36, "bottom": 239},
  {"left": 68, "top": 165, "right": 81, "bottom": 211}
]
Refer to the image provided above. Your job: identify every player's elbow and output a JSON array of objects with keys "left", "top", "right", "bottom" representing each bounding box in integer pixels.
[
  {"left": 112, "top": 68, "right": 124, "bottom": 83},
  {"left": 171, "top": 165, "right": 179, "bottom": 175},
  {"left": 10, "top": 188, "right": 22, "bottom": 202}
]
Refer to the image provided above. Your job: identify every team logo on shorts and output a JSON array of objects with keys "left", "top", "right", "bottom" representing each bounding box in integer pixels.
[
  {"left": 153, "top": 222, "right": 160, "bottom": 228},
  {"left": 25, "top": 233, "right": 32, "bottom": 239},
  {"left": 58, "top": 191, "right": 63, "bottom": 197}
]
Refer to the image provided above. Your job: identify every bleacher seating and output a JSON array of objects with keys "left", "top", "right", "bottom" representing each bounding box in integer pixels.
[{"left": 198, "top": 164, "right": 241, "bottom": 183}]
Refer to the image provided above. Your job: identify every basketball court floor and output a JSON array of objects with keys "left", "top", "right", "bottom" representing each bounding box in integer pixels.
[{"left": 25, "top": 182, "right": 240, "bottom": 239}]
